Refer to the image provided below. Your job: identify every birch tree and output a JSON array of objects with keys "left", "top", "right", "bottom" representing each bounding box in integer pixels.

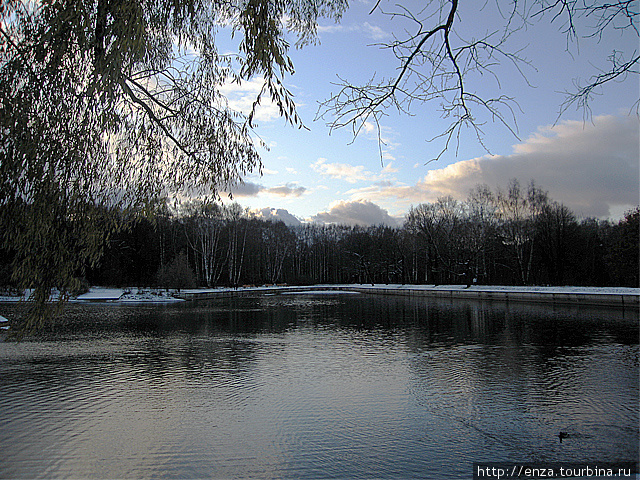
[
  {"left": 496, "top": 179, "right": 548, "bottom": 285},
  {"left": 182, "top": 201, "right": 226, "bottom": 287},
  {"left": 226, "top": 203, "right": 247, "bottom": 288}
]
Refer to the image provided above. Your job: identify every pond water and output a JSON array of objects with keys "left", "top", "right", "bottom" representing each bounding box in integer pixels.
[{"left": 0, "top": 293, "right": 637, "bottom": 479}]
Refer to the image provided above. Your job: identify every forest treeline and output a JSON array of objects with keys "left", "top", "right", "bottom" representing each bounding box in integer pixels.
[{"left": 2, "top": 180, "right": 638, "bottom": 291}]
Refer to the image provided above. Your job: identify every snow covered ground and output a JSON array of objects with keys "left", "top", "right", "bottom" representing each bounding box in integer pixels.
[
  {"left": 336, "top": 284, "right": 640, "bottom": 295},
  {"left": 0, "top": 284, "right": 637, "bottom": 304},
  {"left": 181, "top": 283, "right": 640, "bottom": 296},
  {"left": 0, "top": 287, "right": 185, "bottom": 303}
]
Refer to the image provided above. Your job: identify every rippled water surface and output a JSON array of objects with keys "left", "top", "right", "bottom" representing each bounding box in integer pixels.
[{"left": 0, "top": 294, "right": 638, "bottom": 479}]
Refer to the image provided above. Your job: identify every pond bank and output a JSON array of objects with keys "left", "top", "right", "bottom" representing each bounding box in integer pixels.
[
  {"left": 1, "top": 285, "right": 636, "bottom": 308},
  {"left": 176, "top": 284, "right": 640, "bottom": 308}
]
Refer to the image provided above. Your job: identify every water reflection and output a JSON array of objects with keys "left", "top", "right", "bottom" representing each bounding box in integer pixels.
[{"left": 0, "top": 294, "right": 637, "bottom": 479}]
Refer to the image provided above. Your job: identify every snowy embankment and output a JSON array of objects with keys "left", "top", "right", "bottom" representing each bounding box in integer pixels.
[
  {"left": 176, "top": 283, "right": 640, "bottom": 296},
  {"left": 335, "top": 284, "right": 640, "bottom": 308},
  {"left": 0, "top": 287, "right": 186, "bottom": 304},
  {"left": 0, "top": 284, "right": 638, "bottom": 306},
  {"left": 176, "top": 284, "right": 640, "bottom": 308},
  {"left": 337, "top": 284, "right": 640, "bottom": 295}
]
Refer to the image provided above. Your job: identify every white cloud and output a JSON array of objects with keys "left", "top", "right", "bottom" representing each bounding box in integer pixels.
[
  {"left": 311, "top": 200, "right": 401, "bottom": 226},
  {"left": 316, "top": 24, "right": 344, "bottom": 35},
  {"left": 381, "top": 162, "right": 398, "bottom": 175},
  {"left": 317, "top": 22, "right": 390, "bottom": 40},
  {"left": 361, "top": 122, "right": 401, "bottom": 154},
  {"left": 311, "top": 158, "right": 370, "bottom": 183},
  {"left": 370, "top": 128, "right": 401, "bottom": 165},
  {"left": 382, "top": 151, "right": 396, "bottom": 162},
  {"left": 218, "top": 77, "right": 281, "bottom": 123},
  {"left": 362, "top": 122, "right": 376, "bottom": 134},
  {"left": 362, "top": 22, "right": 389, "bottom": 41},
  {"left": 311, "top": 158, "right": 397, "bottom": 184},
  {"left": 342, "top": 115, "right": 639, "bottom": 219},
  {"left": 251, "top": 207, "right": 302, "bottom": 226}
]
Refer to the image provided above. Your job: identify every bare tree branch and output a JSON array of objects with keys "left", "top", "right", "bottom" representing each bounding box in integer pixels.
[{"left": 318, "top": 0, "right": 638, "bottom": 163}]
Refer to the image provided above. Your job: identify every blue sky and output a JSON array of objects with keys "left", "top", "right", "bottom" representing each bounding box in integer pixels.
[{"left": 217, "top": 0, "right": 639, "bottom": 226}]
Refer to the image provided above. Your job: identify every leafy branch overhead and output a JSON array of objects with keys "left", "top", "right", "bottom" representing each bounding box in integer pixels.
[
  {"left": 0, "top": 0, "right": 347, "bottom": 335},
  {"left": 317, "top": 0, "right": 639, "bottom": 162}
]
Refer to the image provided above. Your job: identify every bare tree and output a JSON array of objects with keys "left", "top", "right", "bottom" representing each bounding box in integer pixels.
[
  {"left": 496, "top": 179, "right": 548, "bottom": 285},
  {"left": 226, "top": 203, "right": 248, "bottom": 288},
  {"left": 405, "top": 197, "right": 466, "bottom": 284},
  {"left": 317, "top": 0, "right": 638, "bottom": 161},
  {"left": 182, "top": 201, "right": 226, "bottom": 287},
  {"left": 536, "top": 201, "right": 578, "bottom": 285},
  {"left": 261, "top": 220, "right": 295, "bottom": 284},
  {"left": 467, "top": 184, "right": 498, "bottom": 283}
]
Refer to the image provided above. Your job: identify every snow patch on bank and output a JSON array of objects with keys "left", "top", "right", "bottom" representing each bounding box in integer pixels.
[
  {"left": 76, "top": 288, "right": 124, "bottom": 301},
  {"left": 282, "top": 290, "right": 361, "bottom": 295},
  {"left": 340, "top": 284, "right": 640, "bottom": 296},
  {"left": 0, "top": 287, "right": 186, "bottom": 304},
  {"left": 118, "top": 289, "right": 185, "bottom": 303},
  {"left": 0, "top": 284, "right": 638, "bottom": 304}
]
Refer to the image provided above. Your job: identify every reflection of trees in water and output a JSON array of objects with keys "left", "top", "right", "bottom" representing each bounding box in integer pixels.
[
  {"left": 402, "top": 298, "right": 638, "bottom": 464},
  {"left": 0, "top": 294, "right": 637, "bottom": 475}
]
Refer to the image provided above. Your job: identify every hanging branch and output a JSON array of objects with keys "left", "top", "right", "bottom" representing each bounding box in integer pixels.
[{"left": 318, "top": 0, "right": 638, "bottom": 162}]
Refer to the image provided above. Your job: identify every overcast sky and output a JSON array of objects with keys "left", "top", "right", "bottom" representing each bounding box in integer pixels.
[{"left": 219, "top": 0, "right": 639, "bottom": 226}]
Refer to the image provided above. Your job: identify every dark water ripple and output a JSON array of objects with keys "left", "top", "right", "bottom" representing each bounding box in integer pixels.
[{"left": 0, "top": 295, "right": 637, "bottom": 479}]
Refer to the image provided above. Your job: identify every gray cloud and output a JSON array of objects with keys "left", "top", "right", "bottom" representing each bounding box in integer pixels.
[
  {"left": 227, "top": 182, "right": 306, "bottom": 198},
  {"left": 347, "top": 115, "right": 639, "bottom": 219},
  {"left": 267, "top": 183, "right": 307, "bottom": 197},
  {"left": 312, "top": 200, "right": 402, "bottom": 227},
  {"left": 227, "top": 181, "right": 265, "bottom": 197},
  {"left": 251, "top": 207, "right": 302, "bottom": 226}
]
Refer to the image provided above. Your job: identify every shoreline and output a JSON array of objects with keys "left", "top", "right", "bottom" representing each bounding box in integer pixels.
[
  {"left": 0, "top": 284, "right": 638, "bottom": 308},
  {"left": 175, "top": 284, "right": 639, "bottom": 308}
]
